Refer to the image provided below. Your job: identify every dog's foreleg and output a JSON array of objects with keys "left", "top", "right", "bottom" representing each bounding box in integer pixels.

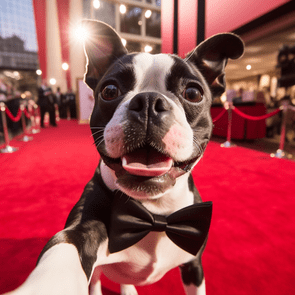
[
  {"left": 184, "top": 279, "right": 206, "bottom": 295},
  {"left": 180, "top": 256, "right": 206, "bottom": 295},
  {"left": 120, "top": 284, "right": 138, "bottom": 295},
  {"left": 4, "top": 243, "right": 88, "bottom": 295}
]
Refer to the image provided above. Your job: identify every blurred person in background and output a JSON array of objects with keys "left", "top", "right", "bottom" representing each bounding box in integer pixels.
[{"left": 37, "top": 80, "right": 57, "bottom": 127}]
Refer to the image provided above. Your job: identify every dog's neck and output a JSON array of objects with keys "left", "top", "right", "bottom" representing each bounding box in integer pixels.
[{"left": 100, "top": 161, "right": 194, "bottom": 215}]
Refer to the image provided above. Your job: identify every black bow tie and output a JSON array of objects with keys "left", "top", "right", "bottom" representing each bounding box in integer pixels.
[{"left": 108, "top": 195, "right": 212, "bottom": 256}]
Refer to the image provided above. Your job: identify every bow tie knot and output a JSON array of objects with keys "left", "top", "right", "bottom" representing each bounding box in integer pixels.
[
  {"left": 108, "top": 195, "right": 212, "bottom": 256},
  {"left": 153, "top": 214, "right": 168, "bottom": 231}
]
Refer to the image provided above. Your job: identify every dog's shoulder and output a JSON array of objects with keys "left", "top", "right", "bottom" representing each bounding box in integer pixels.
[{"left": 65, "top": 164, "right": 114, "bottom": 229}]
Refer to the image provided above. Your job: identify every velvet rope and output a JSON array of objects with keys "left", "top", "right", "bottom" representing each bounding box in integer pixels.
[
  {"left": 232, "top": 107, "right": 281, "bottom": 121},
  {"left": 5, "top": 107, "right": 22, "bottom": 122},
  {"left": 23, "top": 108, "right": 32, "bottom": 119},
  {"left": 212, "top": 108, "right": 227, "bottom": 123}
]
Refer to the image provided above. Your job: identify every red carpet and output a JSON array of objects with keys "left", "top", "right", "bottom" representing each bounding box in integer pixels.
[{"left": 1, "top": 119, "right": 295, "bottom": 294}]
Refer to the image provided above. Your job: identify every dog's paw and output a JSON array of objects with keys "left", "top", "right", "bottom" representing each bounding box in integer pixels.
[{"left": 120, "top": 284, "right": 138, "bottom": 295}]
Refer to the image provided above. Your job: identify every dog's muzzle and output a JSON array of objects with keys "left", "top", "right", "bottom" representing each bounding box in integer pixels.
[{"left": 96, "top": 92, "right": 204, "bottom": 197}]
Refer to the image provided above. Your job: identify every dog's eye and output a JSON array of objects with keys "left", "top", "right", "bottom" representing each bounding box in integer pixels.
[
  {"left": 101, "top": 85, "right": 120, "bottom": 101},
  {"left": 183, "top": 86, "right": 203, "bottom": 103}
]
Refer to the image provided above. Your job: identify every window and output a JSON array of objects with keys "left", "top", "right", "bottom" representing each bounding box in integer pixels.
[{"left": 83, "top": 0, "right": 161, "bottom": 54}]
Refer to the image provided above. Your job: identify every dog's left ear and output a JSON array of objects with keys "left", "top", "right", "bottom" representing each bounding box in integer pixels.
[
  {"left": 186, "top": 33, "right": 244, "bottom": 98},
  {"left": 82, "top": 20, "right": 128, "bottom": 91}
]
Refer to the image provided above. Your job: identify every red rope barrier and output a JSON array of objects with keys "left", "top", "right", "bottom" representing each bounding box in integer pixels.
[
  {"left": 232, "top": 107, "right": 281, "bottom": 121},
  {"left": 212, "top": 108, "right": 227, "bottom": 123},
  {"left": 5, "top": 107, "right": 22, "bottom": 122},
  {"left": 23, "top": 108, "right": 32, "bottom": 119}
]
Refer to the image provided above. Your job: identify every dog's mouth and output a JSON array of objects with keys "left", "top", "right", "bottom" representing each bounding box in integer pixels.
[
  {"left": 101, "top": 145, "right": 201, "bottom": 198},
  {"left": 121, "top": 147, "right": 173, "bottom": 177}
]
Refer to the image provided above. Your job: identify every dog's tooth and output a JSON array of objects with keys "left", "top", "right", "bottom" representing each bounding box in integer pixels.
[{"left": 122, "top": 156, "right": 127, "bottom": 166}]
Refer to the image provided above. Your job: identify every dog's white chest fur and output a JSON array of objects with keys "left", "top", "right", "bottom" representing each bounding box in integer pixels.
[{"left": 95, "top": 231, "right": 194, "bottom": 286}]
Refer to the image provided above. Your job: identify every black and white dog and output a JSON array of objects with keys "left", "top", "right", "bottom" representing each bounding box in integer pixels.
[{"left": 5, "top": 21, "right": 243, "bottom": 295}]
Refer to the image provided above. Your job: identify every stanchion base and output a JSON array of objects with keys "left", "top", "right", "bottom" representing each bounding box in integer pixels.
[
  {"left": 270, "top": 149, "right": 293, "bottom": 159},
  {"left": 30, "top": 128, "right": 40, "bottom": 134},
  {"left": 221, "top": 141, "right": 236, "bottom": 148},
  {"left": 18, "top": 135, "right": 33, "bottom": 142},
  {"left": 0, "top": 145, "right": 19, "bottom": 153}
]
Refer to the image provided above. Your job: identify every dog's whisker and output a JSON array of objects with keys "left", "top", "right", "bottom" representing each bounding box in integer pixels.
[
  {"left": 193, "top": 136, "right": 204, "bottom": 155},
  {"left": 92, "top": 130, "right": 104, "bottom": 137},
  {"left": 95, "top": 139, "right": 105, "bottom": 148},
  {"left": 90, "top": 127, "right": 105, "bottom": 130}
]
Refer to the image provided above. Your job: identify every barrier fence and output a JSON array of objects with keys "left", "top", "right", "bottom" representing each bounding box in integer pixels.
[
  {"left": 0, "top": 102, "right": 39, "bottom": 153},
  {"left": 211, "top": 101, "right": 295, "bottom": 159},
  {"left": 1, "top": 101, "right": 295, "bottom": 159}
]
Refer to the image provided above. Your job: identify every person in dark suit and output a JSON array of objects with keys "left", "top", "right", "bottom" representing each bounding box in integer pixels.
[
  {"left": 65, "top": 89, "right": 77, "bottom": 119},
  {"left": 55, "top": 87, "right": 67, "bottom": 119},
  {"left": 37, "top": 81, "right": 57, "bottom": 127}
]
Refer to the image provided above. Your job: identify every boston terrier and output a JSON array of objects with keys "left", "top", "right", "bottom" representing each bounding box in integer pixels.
[{"left": 4, "top": 21, "right": 244, "bottom": 295}]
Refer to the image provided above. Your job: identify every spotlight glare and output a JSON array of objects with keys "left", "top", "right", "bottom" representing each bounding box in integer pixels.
[
  {"left": 246, "top": 64, "right": 252, "bottom": 70},
  {"left": 120, "top": 4, "right": 127, "bottom": 14},
  {"left": 93, "top": 0, "right": 100, "bottom": 9},
  {"left": 144, "top": 45, "right": 153, "bottom": 53},
  {"left": 145, "top": 10, "right": 152, "bottom": 18},
  {"left": 50, "top": 78, "right": 57, "bottom": 85},
  {"left": 36, "top": 69, "right": 42, "bottom": 75},
  {"left": 62, "top": 62, "right": 69, "bottom": 71},
  {"left": 72, "top": 24, "right": 90, "bottom": 43}
]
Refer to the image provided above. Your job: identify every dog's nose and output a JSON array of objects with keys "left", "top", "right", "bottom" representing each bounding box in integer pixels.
[{"left": 128, "top": 92, "right": 172, "bottom": 124}]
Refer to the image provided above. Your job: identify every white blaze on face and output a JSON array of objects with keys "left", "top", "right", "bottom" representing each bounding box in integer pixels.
[{"left": 133, "top": 53, "right": 174, "bottom": 93}]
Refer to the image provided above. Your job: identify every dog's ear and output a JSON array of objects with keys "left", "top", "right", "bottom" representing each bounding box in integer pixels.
[
  {"left": 82, "top": 20, "right": 128, "bottom": 91},
  {"left": 186, "top": 33, "right": 244, "bottom": 98}
]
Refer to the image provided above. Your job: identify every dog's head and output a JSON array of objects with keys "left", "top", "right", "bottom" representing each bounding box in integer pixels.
[{"left": 83, "top": 20, "right": 244, "bottom": 200}]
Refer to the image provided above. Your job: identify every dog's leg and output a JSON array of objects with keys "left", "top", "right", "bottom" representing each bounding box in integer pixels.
[
  {"left": 180, "top": 256, "right": 206, "bottom": 295},
  {"left": 184, "top": 279, "right": 206, "bottom": 295},
  {"left": 89, "top": 269, "right": 138, "bottom": 295},
  {"left": 4, "top": 243, "right": 88, "bottom": 295},
  {"left": 120, "top": 284, "right": 138, "bottom": 295},
  {"left": 89, "top": 268, "right": 103, "bottom": 295}
]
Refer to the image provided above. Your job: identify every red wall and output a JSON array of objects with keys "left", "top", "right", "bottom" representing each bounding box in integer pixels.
[
  {"left": 178, "top": 0, "right": 197, "bottom": 57},
  {"left": 161, "top": 0, "right": 174, "bottom": 54},
  {"left": 161, "top": 0, "right": 290, "bottom": 56},
  {"left": 206, "top": 0, "right": 290, "bottom": 37}
]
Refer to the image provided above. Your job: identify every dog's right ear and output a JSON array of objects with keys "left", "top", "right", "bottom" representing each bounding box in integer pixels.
[{"left": 82, "top": 20, "right": 128, "bottom": 91}]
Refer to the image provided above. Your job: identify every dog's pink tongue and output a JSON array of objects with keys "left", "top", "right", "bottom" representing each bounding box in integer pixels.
[{"left": 122, "top": 148, "right": 173, "bottom": 177}]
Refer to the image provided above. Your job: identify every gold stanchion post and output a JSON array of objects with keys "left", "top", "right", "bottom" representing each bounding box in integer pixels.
[
  {"left": 0, "top": 102, "right": 18, "bottom": 153},
  {"left": 271, "top": 103, "right": 293, "bottom": 159},
  {"left": 30, "top": 104, "right": 40, "bottom": 134},
  {"left": 221, "top": 102, "right": 236, "bottom": 148},
  {"left": 18, "top": 104, "right": 33, "bottom": 142}
]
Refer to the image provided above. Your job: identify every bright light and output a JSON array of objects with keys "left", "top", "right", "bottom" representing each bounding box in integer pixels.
[
  {"left": 246, "top": 65, "right": 252, "bottom": 70},
  {"left": 93, "top": 0, "right": 100, "bottom": 9},
  {"left": 121, "top": 38, "right": 127, "bottom": 47},
  {"left": 145, "top": 10, "right": 152, "bottom": 18},
  {"left": 36, "top": 69, "right": 42, "bottom": 75},
  {"left": 50, "top": 78, "right": 57, "bottom": 85},
  {"left": 72, "top": 24, "right": 90, "bottom": 43},
  {"left": 120, "top": 4, "right": 127, "bottom": 14},
  {"left": 62, "top": 62, "right": 69, "bottom": 71},
  {"left": 144, "top": 45, "right": 153, "bottom": 53},
  {"left": 220, "top": 93, "right": 227, "bottom": 103}
]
